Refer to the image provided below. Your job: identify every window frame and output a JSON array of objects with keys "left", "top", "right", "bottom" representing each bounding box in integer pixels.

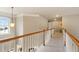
[{"left": 0, "top": 16, "right": 11, "bottom": 35}]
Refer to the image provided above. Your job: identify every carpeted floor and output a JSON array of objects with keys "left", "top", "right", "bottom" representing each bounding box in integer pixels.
[{"left": 37, "top": 32, "right": 65, "bottom": 52}]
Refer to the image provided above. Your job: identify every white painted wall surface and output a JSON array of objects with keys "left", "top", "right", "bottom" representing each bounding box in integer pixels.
[
  {"left": 63, "top": 15, "right": 79, "bottom": 39},
  {"left": 16, "top": 15, "right": 24, "bottom": 35},
  {"left": 23, "top": 16, "right": 48, "bottom": 34}
]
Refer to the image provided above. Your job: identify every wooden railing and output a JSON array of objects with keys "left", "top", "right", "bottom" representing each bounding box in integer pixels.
[
  {"left": 0, "top": 28, "right": 52, "bottom": 43},
  {"left": 63, "top": 28, "right": 79, "bottom": 52},
  {"left": 3, "top": 27, "right": 79, "bottom": 52},
  {"left": 0, "top": 28, "right": 53, "bottom": 52},
  {"left": 66, "top": 31, "right": 79, "bottom": 47}
]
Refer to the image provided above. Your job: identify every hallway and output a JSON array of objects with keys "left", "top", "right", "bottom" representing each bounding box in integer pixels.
[
  {"left": 0, "top": 7, "right": 79, "bottom": 52},
  {"left": 37, "top": 33, "right": 65, "bottom": 52}
]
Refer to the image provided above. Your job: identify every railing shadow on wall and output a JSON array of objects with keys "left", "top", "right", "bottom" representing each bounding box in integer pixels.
[{"left": 0, "top": 28, "right": 53, "bottom": 52}]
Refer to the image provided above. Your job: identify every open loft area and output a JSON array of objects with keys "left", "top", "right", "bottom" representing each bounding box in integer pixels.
[{"left": 0, "top": 7, "right": 79, "bottom": 52}]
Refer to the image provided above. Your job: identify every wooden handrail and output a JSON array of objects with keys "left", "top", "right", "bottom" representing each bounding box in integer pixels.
[
  {"left": 65, "top": 30, "right": 79, "bottom": 47},
  {"left": 0, "top": 28, "right": 53, "bottom": 43}
]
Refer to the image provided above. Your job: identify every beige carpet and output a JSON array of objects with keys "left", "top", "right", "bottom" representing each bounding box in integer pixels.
[{"left": 37, "top": 32, "right": 65, "bottom": 52}]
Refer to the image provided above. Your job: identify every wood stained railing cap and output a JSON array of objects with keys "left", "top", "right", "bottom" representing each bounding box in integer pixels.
[
  {"left": 65, "top": 29, "right": 79, "bottom": 47},
  {"left": 0, "top": 28, "right": 54, "bottom": 43}
]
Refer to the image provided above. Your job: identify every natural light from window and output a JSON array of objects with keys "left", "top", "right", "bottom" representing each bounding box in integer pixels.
[{"left": 0, "top": 17, "right": 10, "bottom": 34}]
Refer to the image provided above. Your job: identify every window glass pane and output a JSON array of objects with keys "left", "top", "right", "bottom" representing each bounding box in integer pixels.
[{"left": 0, "top": 17, "right": 10, "bottom": 34}]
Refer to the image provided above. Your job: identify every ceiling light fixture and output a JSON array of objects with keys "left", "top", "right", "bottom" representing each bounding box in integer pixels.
[
  {"left": 10, "top": 7, "right": 15, "bottom": 27},
  {"left": 56, "top": 14, "right": 60, "bottom": 17}
]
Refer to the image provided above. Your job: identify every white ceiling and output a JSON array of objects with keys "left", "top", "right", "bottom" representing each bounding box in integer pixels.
[{"left": 0, "top": 7, "right": 79, "bottom": 19}]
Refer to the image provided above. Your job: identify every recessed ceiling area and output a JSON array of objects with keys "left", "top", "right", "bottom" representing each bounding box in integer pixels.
[{"left": 0, "top": 7, "right": 79, "bottom": 19}]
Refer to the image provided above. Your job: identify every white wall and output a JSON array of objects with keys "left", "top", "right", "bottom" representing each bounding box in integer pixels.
[
  {"left": 63, "top": 15, "right": 79, "bottom": 39},
  {"left": 16, "top": 14, "right": 48, "bottom": 34},
  {"left": 23, "top": 16, "right": 48, "bottom": 34},
  {"left": 16, "top": 15, "right": 24, "bottom": 35}
]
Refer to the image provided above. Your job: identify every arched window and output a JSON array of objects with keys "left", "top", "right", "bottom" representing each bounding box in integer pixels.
[{"left": 0, "top": 16, "right": 10, "bottom": 34}]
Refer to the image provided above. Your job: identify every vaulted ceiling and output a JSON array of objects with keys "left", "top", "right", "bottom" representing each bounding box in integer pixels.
[{"left": 0, "top": 7, "right": 79, "bottom": 20}]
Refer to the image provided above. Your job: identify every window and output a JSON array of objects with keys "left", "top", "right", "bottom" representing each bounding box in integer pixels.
[{"left": 0, "top": 17, "right": 10, "bottom": 34}]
